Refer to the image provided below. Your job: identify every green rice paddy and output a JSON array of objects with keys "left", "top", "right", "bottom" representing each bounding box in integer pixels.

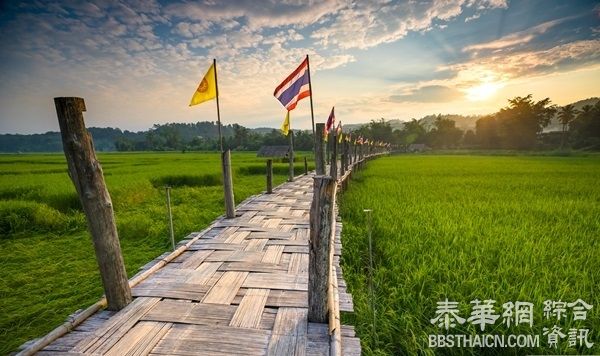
[
  {"left": 0, "top": 151, "right": 312, "bottom": 354},
  {"left": 339, "top": 155, "right": 600, "bottom": 355}
]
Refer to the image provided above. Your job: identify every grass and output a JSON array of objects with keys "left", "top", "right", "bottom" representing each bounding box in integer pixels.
[
  {"left": 339, "top": 155, "right": 600, "bottom": 355},
  {"left": 0, "top": 151, "right": 313, "bottom": 354}
]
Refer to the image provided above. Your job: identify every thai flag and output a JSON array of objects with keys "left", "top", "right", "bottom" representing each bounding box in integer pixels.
[{"left": 274, "top": 58, "right": 311, "bottom": 111}]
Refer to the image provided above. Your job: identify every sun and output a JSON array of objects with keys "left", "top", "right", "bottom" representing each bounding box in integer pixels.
[{"left": 466, "top": 82, "right": 503, "bottom": 101}]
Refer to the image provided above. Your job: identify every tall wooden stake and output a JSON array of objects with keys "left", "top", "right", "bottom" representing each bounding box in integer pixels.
[
  {"left": 330, "top": 133, "right": 337, "bottom": 179},
  {"left": 54, "top": 97, "right": 131, "bottom": 311},
  {"left": 222, "top": 149, "right": 236, "bottom": 218},
  {"left": 308, "top": 175, "right": 336, "bottom": 323},
  {"left": 288, "top": 130, "right": 295, "bottom": 182},
  {"left": 315, "top": 123, "right": 326, "bottom": 175},
  {"left": 266, "top": 159, "right": 273, "bottom": 194},
  {"left": 165, "top": 186, "right": 175, "bottom": 251}
]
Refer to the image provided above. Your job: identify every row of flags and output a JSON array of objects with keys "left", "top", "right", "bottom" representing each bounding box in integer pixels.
[{"left": 188, "top": 57, "right": 389, "bottom": 148}]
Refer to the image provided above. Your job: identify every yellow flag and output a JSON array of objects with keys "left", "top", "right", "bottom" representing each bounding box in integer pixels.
[
  {"left": 280, "top": 111, "right": 290, "bottom": 136},
  {"left": 338, "top": 132, "right": 343, "bottom": 143},
  {"left": 189, "top": 63, "right": 217, "bottom": 106}
]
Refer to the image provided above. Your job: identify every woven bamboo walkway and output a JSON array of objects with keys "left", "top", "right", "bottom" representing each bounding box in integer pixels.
[{"left": 34, "top": 172, "right": 360, "bottom": 355}]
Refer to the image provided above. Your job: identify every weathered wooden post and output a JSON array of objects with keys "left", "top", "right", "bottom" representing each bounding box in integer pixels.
[
  {"left": 266, "top": 159, "right": 273, "bottom": 194},
  {"left": 54, "top": 97, "right": 132, "bottom": 311},
  {"left": 165, "top": 186, "right": 175, "bottom": 251},
  {"left": 308, "top": 175, "right": 336, "bottom": 322},
  {"left": 315, "top": 123, "right": 326, "bottom": 175},
  {"left": 330, "top": 133, "right": 337, "bottom": 179},
  {"left": 304, "top": 156, "right": 308, "bottom": 175},
  {"left": 288, "top": 130, "right": 294, "bottom": 182},
  {"left": 222, "top": 149, "right": 236, "bottom": 218},
  {"left": 340, "top": 141, "right": 346, "bottom": 177}
]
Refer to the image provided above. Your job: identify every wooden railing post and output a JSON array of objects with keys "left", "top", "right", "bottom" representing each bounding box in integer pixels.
[
  {"left": 330, "top": 133, "right": 337, "bottom": 179},
  {"left": 222, "top": 149, "right": 236, "bottom": 218},
  {"left": 266, "top": 159, "right": 273, "bottom": 194},
  {"left": 288, "top": 130, "right": 294, "bottom": 182},
  {"left": 315, "top": 123, "right": 326, "bottom": 175},
  {"left": 340, "top": 141, "right": 346, "bottom": 177},
  {"left": 54, "top": 97, "right": 132, "bottom": 311},
  {"left": 308, "top": 175, "right": 336, "bottom": 323},
  {"left": 304, "top": 156, "right": 308, "bottom": 175}
]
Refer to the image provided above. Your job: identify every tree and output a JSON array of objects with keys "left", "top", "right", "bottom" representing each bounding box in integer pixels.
[
  {"left": 426, "top": 116, "right": 463, "bottom": 148},
  {"left": 495, "top": 95, "right": 556, "bottom": 149},
  {"left": 475, "top": 115, "right": 499, "bottom": 149},
  {"left": 396, "top": 119, "right": 426, "bottom": 147},
  {"left": 557, "top": 104, "right": 578, "bottom": 149},
  {"left": 570, "top": 102, "right": 600, "bottom": 149}
]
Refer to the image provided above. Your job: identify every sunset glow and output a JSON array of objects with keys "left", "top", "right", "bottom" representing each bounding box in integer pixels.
[
  {"left": 466, "top": 82, "right": 504, "bottom": 102},
  {"left": 0, "top": 1, "right": 599, "bottom": 133}
]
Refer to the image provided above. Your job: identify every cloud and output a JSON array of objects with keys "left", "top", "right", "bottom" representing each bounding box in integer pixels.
[
  {"left": 311, "top": 0, "right": 507, "bottom": 50},
  {"left": 389, "top": 85, "right": 463, "bottom": 103},
  {"left": 463, "top": 18, "right": 569, "bottom": 52},
  {"left": 449, "top": 39, "right": 600, "bottom": 80}
]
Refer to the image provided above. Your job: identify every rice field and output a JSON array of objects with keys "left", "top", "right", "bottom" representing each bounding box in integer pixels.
[
  {"left": 339, "top": 154, "right": 600, "bottom": 355},
  {"left": 0, "top": 151, "right": 313, "bottom": 354}
]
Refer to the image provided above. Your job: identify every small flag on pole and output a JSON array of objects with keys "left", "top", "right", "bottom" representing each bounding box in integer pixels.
[
  {"left": 325, "top": 106, "right": 335, "bottom": 132},
  {"left": 274, "top": 58, "right": 311, "bottom": 111},
  {"left": 189, "top": 63, "right": 217, "bottom": 106},
  {"left": 336, "top": 121, "right": 343, "bottom": 143},
  {"left": 281, "top": 111, "right": 290, "bottom": 136}
]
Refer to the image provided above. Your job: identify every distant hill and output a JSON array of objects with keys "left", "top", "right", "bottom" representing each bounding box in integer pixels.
[
  {"left": 2, "top": 97, "right": 597, "bottom": 152},
  {"left": 0, "top": 122, "right": 247, "bottom": 153},
  {"left": 343, "top": 114, "right": 481, "bottom": 132},
  {"left": 343, "top": 97, "right": 600, "bottom": 133}
]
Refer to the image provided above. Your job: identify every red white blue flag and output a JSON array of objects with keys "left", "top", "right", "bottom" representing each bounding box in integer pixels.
[
  {"left": 326, "top": 106, "right": 335, "bottom": 132},
  {"left": 274, "top": 58, "right": 311, "bottom": 111}
]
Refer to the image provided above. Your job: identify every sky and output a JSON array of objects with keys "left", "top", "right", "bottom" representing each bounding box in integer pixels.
[{"left": 0, "top": 0, "right": 599, "bottom": 134}]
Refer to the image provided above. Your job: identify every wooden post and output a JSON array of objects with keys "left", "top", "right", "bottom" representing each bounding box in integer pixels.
[
  {"left": 330, "top": 133, "right": 337, "bottom": 179},
  {"left": 308, "top": 175, "right": 336, "bottom": 323},
  {"left": 165, "top": 186, "right": 175, "bottom": 251},
  {"left": 304, "top": 156, "right": 308, "bottom": 175},
  {"left": 222, "top": 149, "right": 235, "bottom": 218},
  {"left": 266, "top": 159, "right": 273, "bottom": 194},
  {"left": 315, "top": 123, "right": 326, "bottom": 175},
  {"left": 340, "top": 141, "right": 346, "bottom": 177},
  {"left": 54, "top": 97, "right": 131, "bottom": 311},
  {"left": 288, "top": 130, "right": 294, "bottom": 182}
]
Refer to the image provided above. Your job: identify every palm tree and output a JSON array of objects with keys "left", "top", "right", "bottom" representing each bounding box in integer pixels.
[{"left": 557, "top": 104, "right": 579, "bottom": 149}]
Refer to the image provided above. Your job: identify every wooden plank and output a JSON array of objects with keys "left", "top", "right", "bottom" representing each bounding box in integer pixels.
[
  {"left": 132, "top": 282, "right": 210, "bottom": 301},
  {"left": 244, "top": 273, "right": 308, "bottom": 291},
  {"left": 179, "top": 250, "right": 212, "bottom": 269},
  {"left": 202, "top": 271, "right": 249, "bottom": 304},
  {"left": 142, "top": 299, "right": 237, "bottom": 326},
  {"left": 267, "top": 308, "right": 308, "bottom": 356},
  {"left": 244, "top": 238, "right": 268, "bottom": 251},
  {"left": 189, "top": 242, "right": 245, "bottom": 251},
  {"left": 288, "top": 253, "right": 309, "bottom": 275},
  {"left": 229, "top": 289, "right": 269, "bottom": 328},
  {"left": 72, "top": 297, "right": 161, "bottom": 354},
  {"left": 234, "top": 289, "right": 308, "bottom": 308},
  {"left": 151, "top": 323, "right": 270, "bottom": 356},
  {"left": 262, "top": 245, "right": 284, "bottom": 264},
  {"left": 187, "top": 262, "right": 222, "bottom": 285},
  {"left": 220, "top": 261, "right": 287, "bottom": 273},
  {"left": 105, "top": 321, "right": 171, "bottom": 356},
  {"left": 225, "top": 230, "right": 250, "bottom": 244}
]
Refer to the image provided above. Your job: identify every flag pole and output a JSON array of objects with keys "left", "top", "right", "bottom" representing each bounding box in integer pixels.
[
  {"left": 305, "top": 54, "right": 316, "bottom": 154},
  {"left": 213, "top": 58, "right": 224, "bottom": 152}
]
